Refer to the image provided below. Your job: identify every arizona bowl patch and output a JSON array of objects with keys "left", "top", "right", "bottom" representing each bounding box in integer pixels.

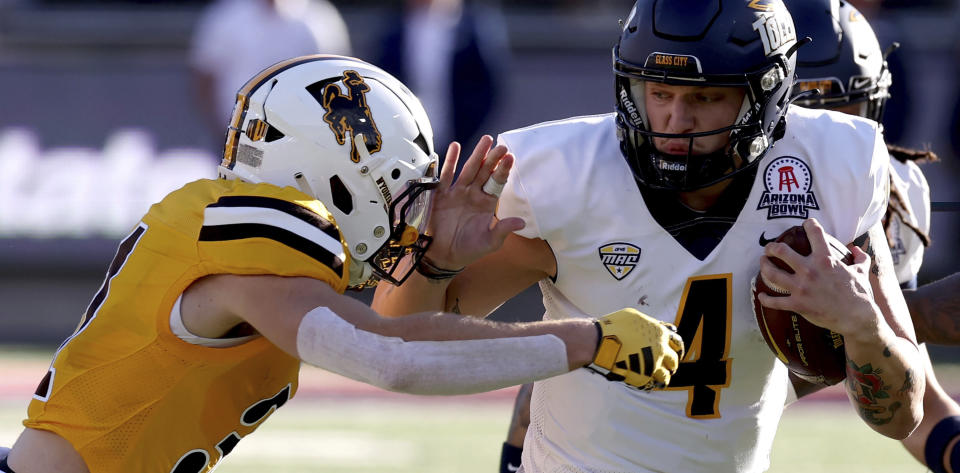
[
  {"left": 757, "top": 156, "right": 819, "bottom": 219},
  {"left": 599, "top": 243, "right": 641, "bottom": 281}
]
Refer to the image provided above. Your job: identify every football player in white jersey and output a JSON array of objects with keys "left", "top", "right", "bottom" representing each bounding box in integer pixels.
[
  {"left": 786, "top": 1, "right": 960, "bottom": 472},
  {"left": 498, "top": 2, "right": 960, "bottom": 469},
  {"left": 373, "top": 0, "right": 926, "bottom": 471},
  {"left": 0, "top": 56, "right": 684, "bottom": 473}
]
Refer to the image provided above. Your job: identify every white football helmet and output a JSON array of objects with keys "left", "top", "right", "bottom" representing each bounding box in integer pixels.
[{"left": 218, "top": 55, "right": 439, "bottom": 287}]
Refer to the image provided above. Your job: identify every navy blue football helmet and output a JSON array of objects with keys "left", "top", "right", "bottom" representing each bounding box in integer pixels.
[
  {"left": 614, "top": 0, "right": 800, "bottom": 191},
  {"left": 787, "top": 0, "right": 892, "bottom": 124}
]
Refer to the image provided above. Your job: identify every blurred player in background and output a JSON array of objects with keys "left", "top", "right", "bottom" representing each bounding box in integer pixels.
[
  {"left": 0, "top": 56, "right": 683, "bottom": 473},
  {"left": 375, "top": 0, "right": 509, "bottom": 150},
  {"left": 374, "top": 0, "right": 924, "bottom": 471},
  {"left": 189, "top": 0, "right": 352, "bottom": 150},
  {"left": 784, "top": 1, "right": 960, "bottom": 472}
]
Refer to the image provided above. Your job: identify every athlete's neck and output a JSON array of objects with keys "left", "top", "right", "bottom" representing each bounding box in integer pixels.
[{"left": 678, "top": 178, "right": 734, "bottom": 211}]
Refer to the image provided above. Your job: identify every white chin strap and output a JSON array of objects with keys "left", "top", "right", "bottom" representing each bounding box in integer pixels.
[
  {"left": 295, "top": 306, "right": 569, "bottom": 395},
  {"left": 348, "top": 259, "right": 375, "bottom": 287}
]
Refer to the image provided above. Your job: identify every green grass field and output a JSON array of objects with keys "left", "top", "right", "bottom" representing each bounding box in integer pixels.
[
  {"left": 0, "top": 398, "right": 925, "bottom": 472},
  {"left": 0, "top": 347, "right": 934, "bottom": 472}
]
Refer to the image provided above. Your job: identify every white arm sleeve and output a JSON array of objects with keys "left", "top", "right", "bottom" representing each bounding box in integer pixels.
[{"left": 295, "top": 307, "right": 571, "bottom": 395}]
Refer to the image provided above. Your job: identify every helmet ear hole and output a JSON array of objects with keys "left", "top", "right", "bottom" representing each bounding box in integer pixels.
[
  {"left": 264, "top": 125, "right": 285, "bottom": 142},
  {"left": 412, "top": 133, "right": 431, "bottom": 156},
  {"left": 329, "top": 175, "right": 354, "bottom": 214},
  {"left": 391, "top": 169, "right": 401, "bottom": 180}
]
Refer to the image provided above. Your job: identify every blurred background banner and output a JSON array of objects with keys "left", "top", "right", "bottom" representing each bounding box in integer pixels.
[{"left": 0, "top": 0, "right": 958, "bottom": 362}]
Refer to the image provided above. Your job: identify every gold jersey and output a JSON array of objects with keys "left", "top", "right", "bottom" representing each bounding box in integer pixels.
[{"left": 24, "top": 178, "right": 350, "bottom": 473}]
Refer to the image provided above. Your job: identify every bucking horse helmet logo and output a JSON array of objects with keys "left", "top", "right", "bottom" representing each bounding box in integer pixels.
[{"left": 320, "top": 70, "right": 383, "bottom": 163}]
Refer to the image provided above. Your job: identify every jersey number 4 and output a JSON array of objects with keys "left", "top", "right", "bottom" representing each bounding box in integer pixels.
[{"left": 667, "top": 274, "right": 732, "bottom": 419}]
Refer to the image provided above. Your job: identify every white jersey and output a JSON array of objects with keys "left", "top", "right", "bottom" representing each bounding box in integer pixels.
[
  {"left": 886, "top": 157, "right": 930, "bottom": 285},
  {"left": 496, "top": 106, "right": 889, "bottom": 473}
]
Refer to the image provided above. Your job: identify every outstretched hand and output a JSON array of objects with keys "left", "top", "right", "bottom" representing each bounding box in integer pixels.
[{"left": 424, "top": 135, "right": 526, "bottom": 270}]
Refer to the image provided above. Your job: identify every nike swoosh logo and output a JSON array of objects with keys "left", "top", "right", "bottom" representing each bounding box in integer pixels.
[
  {"left": 759, "top": 232, "right": 777, "bottom": 247},
  {"left": 852, "top": 78, "right": 872, "bottom": 90},
  {"left": 507, "top": 463, "right": 520, "bottom": 472}
]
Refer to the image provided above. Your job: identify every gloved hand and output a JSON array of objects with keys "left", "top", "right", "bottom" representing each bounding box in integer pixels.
[{"left": 588, "top": 308, "right": 684, "bottom": 390}]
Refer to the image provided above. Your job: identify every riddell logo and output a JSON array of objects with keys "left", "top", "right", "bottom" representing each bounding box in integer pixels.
[
  {"left": 658, "top": 159, "right": 686, "bottom": 172},
  {"left": 619, "top": 88, "right": 642, "bottom": 126}
]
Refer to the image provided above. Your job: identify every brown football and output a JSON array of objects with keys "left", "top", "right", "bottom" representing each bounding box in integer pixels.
[{"left": 751, "top": 225, "right": 854, "bottom": 386}]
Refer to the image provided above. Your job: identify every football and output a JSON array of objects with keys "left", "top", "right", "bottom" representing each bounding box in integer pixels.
[{"left": 751, "top": 225, "right": 854, "bottom": 386}]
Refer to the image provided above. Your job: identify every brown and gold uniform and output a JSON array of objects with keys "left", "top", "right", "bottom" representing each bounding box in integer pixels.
[{"left": 23, "top": 178, "right": 349, "bottom": 473}]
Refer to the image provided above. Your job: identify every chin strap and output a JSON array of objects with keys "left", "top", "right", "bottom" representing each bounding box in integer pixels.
[
  {"left": 772, "top": 116, "right": 787, "bottom": 141},
  {"left": 348, "top": 259, "right": 376, "bottom": 289}
]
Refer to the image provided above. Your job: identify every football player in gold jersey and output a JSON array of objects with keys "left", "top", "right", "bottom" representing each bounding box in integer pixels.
[{"left": 0, "top": 56, "right": 684, "bottom": 473}]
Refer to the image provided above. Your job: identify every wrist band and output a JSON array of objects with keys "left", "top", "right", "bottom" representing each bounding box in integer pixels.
[
  {"left": 415, "top": 256, "right": 464, "bottom": 280},
  {"left": 925, "top": 415, "right": 960, "bottom": 473},
  {"left": 500, "top": 442, "right": 523, "bottom": 473}
]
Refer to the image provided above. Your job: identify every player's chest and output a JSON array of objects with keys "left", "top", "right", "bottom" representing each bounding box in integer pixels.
[
  {"left": 551, "top": 154, "right": 838, "bottom": 318},
  {"left": 551, "top": 225, "right": 773, "bottom": 321}
]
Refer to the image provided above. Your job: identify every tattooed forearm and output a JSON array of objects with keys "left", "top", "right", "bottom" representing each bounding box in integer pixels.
[
  {"left": 898, "top": 368, "right": 914, "bottom": 395},
  {"left": 846, "top": 358, "right": 902, "bottom": 426}
]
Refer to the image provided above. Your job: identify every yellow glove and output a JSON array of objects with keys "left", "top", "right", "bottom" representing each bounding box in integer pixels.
[{"left": 588, "top": 308, "right": 685, "bottom": 390}]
